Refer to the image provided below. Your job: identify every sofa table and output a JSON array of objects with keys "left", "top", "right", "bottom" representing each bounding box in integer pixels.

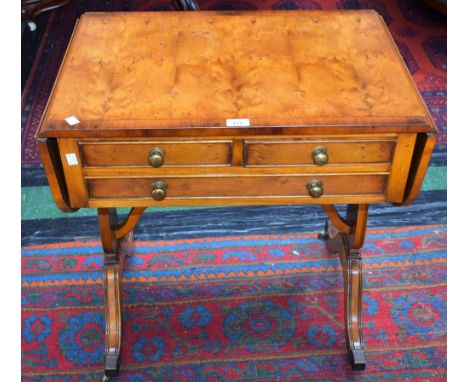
[{"left": 36, "top": 10, "right": 437, "bottom": 379}]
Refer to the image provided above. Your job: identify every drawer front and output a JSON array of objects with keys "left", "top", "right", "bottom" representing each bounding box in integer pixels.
[
  {"left": 245, "top": 139, "right": 395, "bottom": 166},
  {"left": 79, "top": 140, "right": 233, "bottom": 167},
  {"left": 88, "top": 175, "right": 386, "bottom": 200}
]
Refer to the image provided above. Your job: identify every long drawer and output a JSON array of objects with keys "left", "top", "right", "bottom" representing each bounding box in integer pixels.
[{"left": 87, "top": 174, "right": 386, "bottom": 199}]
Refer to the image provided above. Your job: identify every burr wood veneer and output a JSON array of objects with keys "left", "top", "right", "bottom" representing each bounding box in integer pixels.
[{"left": 36, "top": 10, "right": 437, "bottom": 380}]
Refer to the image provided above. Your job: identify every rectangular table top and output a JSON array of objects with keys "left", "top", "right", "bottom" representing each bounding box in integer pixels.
[{"left": 37, "top": 10, "right": 435, "bottom": 138}]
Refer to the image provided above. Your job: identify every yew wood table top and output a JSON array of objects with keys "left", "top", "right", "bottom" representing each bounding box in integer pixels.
[{"left": 37, "top": 10, "right": 435, "bottom": 138}]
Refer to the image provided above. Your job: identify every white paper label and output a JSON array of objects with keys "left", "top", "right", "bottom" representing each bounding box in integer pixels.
[
  {"left": 65, "top": 116, "right": 80, "bottom": 126},
  {"left": 66, "top": 153, "right": 79, "bottom": 166},
  {"left": 226, "top": 118, "right": 250, "bottom": 127}
]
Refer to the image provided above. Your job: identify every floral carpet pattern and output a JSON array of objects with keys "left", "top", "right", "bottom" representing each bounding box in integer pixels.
[{"left": 22, "top": 226, "right": 446, "bottom": 381}]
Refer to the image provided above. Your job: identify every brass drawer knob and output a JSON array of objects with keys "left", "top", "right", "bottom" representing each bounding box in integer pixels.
[
  {"left": 151, "top": 181, "right": 167, "bottom": 201},
  {"left": 312, "top": 146, "right": 329, "bottom": 166},
  {"left": 307, "top": 180, "right": 324, "bottom": 198},
  {"left": 148, "top": 147, "right": 165, "bottom": 167}
]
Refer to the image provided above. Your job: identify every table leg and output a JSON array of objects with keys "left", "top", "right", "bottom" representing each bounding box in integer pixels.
[
  {"left": 97, "top": 205, "right": 366, "bottom": 374},
  {"left": 98, "top": 208, "right": 145, "bottom": 380},
  {"left": 321, "top": 204, "right": 368, "bottom": 370}
]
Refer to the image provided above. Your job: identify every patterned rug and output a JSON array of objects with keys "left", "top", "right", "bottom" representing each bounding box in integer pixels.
[
  {"left": 21, "top": 0, "right": 447, "bottom": 380},
  {"left": 22, "top": 225, "right": 447, "bottom": 381}
]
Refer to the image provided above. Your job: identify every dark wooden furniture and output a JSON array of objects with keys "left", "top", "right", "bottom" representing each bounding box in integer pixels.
[
  {"left": 423, "top": 0, "right": 447, "bottom": 14},
  {"left": 21, "top": 0, "right": 199, "bottom": 32},
  {"left": 173, "top": 0, "right": 200, "bottom": 11},
  {"left": 36, "top": 11, "right": 437, "bottom": 380},
  {"left": 22, "top": 0, "right": 72, "bottom": 31}
]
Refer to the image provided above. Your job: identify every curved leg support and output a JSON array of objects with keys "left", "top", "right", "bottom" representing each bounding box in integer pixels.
[
  {"left": 98, "top": 209, "right": 140, "bottom": 379},
  {"left": 103, "top": 252, "right": 122, "bottom": 378},
  {"left": 343, "top": 247, "right": 366, "bottom": 370},
  {"left": 321, "top": 204, "right": 368, "bottom": 371},
  {"left": 114, "top": 207, "right": 146, "bottom": 240}
]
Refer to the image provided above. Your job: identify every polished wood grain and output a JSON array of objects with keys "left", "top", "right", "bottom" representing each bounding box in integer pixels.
[
  {"left": 349, "top": 204, "right": 369, "bottom": 249},
  {"left": 37, "top": 11, "right": 435, "bottom": 139},
  {"left": 79, "top": 140, "right": 233, "bottom": 167},
  {"left": 98, "top": 208, "right": 120, "bottom": 377},
  {"left": 88, "top": 195, "right": 386, "bottom": 208},
  {"left": 83, "top": 163, "right": 392, "bottom": 177},
  {"left": 385, "top": 133, "right": 417, "bottom": 203},
  {"left": 35, "top": 10, "right": 438, "bottom": 377},
  {"left": 57, "top": 138, "right": 89, "bottom": 207},
  {"left": 320, "top": 204, "right": 352, "bottom": 234},
  {"left": 324, "top": 204, "right": 368, "bottom": 370},
  {"left": 232, "top": 139, "right": 244, "bottom": 166},
  {"left": 98, "top": 208, "right": 137, "bottom": 378},
  {"left": 114, "top": 207, "right": 146, "bottom": 239},
  {"left": 98, "top": 208, "right": 118, "bottom": 253},
  {"left": 245, "top": 138, "right": 395, "bottom": 166},
  {"left": 37, "top": 138, "right": 77, "bottom": 212},
  {"left": 401, "top": 132, "right": 437, "bottom": 205},
  {"left": 87, "top": 174, "right": 387, "bottom": 199}
]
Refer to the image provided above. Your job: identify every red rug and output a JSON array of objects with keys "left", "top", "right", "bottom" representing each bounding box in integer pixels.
[{"left": 22, "top": 225, "right": 447, "bottom": 381}]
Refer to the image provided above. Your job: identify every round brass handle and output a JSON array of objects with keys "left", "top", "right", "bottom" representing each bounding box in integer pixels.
[
  {"left": 307, "top": 180, "right": 324, "bottom": 198},
  {"left": 148, "top": 148, "right": 165, "bottom": 168},
  {"left": 312, "top": 146, "right": 329, "bottom": 166},
  {"left": 151, "top": 181, "right": 167, "bottom": 201}
]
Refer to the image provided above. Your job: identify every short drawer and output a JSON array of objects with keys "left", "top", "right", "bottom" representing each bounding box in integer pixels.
[
  {"left": 87, "top": 174, "right": 386, "bottom": 200},
  {"left": 245, "top": 139, "right": 395, "bottom": 166},
  {"left": 79, "top": 140, "right": 233, "bottom": 167}
]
